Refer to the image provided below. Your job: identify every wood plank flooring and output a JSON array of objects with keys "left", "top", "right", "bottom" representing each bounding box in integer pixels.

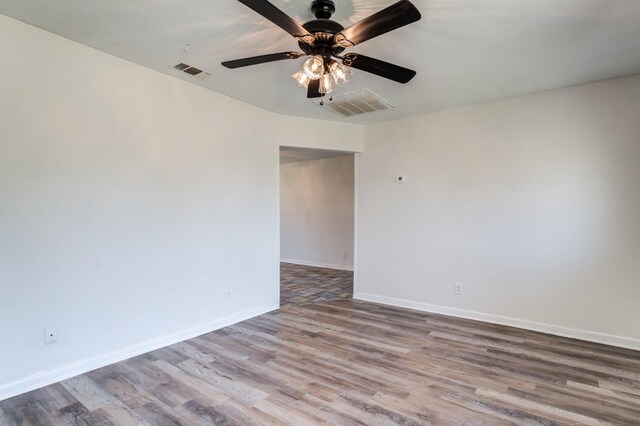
[
  {"left": 1, "top": 300, "right": 640, "bottom": 425},
  {"left": 280, "top": 263, "right": 353, "bottom": 307}
]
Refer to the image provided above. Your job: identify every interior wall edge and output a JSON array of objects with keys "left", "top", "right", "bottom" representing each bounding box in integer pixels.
[
  {"left": 0, "top": 304, "right": 278, "bottom": 403},
  {"left": 354, "top": 293, "right": 640, "bottom": 351},
  {"left": 352, "top": 154, "right": 360, "bottom": 297}
]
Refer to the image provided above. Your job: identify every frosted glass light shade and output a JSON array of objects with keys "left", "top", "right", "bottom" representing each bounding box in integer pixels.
[
  {"left": 303, "top": 55, "right": 325, "bottom": 80},
  {"left": 319, "top": 73, "right": 333, "bottom": 94},
  {"left": 329, "top": 61, "right": 352, "bottom": 86},
  {"left": 292, "top": 69, "right": 310, "bottom": 88}
]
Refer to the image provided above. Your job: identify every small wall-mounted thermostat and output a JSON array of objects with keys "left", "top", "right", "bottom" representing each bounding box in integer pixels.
[{"left": 396, "top": 175, "right": 407, "bottom": 183}]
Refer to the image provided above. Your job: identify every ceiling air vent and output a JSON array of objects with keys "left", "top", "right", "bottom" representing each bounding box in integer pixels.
[
  {"left": 173, "top": 63, "right": 190, "bottom": 71},
  {"left": 171, "top": 63, "right": 213, "bottom": 80},
  {"left": 312, "top": 89, "right": 394, "bottom": 117}
]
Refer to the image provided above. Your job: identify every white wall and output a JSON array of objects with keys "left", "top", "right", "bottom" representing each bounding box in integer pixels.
[
  {"left": 0, "top": 15, "right": 361, "bottom": 400},
  {"left": 280, "top": 156, "right": 354, "bottom": 270},
  {"left": 356, "top": 75, "right": 640, "bottom": 349},
  {"left": 2, "top": 10, "right": 639, "bottom": 404}
]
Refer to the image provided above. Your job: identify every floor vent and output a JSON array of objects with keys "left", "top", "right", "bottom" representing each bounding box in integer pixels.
[
  {"left": 312, "top": 89, "right": 394, "bottom": 117},
  {"left": 172, "top": 63, "right": 213, "bottom": 80}
]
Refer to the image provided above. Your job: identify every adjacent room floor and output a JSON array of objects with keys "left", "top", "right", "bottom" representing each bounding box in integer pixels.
[
  {"left": 2, "top": 300, "right": 639, "bottom": 425},
  {"left": 280, "top": 262, "right": 353, "bottom": 307}
]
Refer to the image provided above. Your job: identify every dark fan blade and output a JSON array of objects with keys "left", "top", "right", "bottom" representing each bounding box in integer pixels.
[
  {"left": 342, "top": 53, "right": 416, "bottom": 84},
  {"left": 334, "top": 0, "right": 421, "bottom": 48},
  {"left": 236, "top": 0, "right": 315, "bottom": 44},
  {"left": 307, "top": 79, "right": 324, "bottom": 98},
  {"left": 222, "top": 52, "right": 303, "bottom": 69}
]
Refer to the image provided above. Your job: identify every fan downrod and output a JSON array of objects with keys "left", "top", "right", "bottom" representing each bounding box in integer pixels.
[{"left": 311, "top": 0, "right": 335, "bottom": 19}]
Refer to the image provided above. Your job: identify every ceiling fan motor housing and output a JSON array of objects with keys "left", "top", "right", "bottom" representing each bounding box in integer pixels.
[
  {"left": 300, "top": 0, "right": 345, "bottom": 58},
  {"left": 311, "top": 0, "right": 335, "bottom": 19}
]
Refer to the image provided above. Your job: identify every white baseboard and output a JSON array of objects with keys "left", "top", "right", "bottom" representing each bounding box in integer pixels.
[
  {"left": 0, "top": 304, "right": 277, "bottom": 402},
  {"left": 354, "top": 292, "right": 640, "bottom": 351},
  {"left": 281, "top": 258, "right": 353, "bottom": 271}
]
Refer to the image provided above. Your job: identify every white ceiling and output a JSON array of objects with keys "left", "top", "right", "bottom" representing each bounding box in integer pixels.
[{"left": 2, "top": 0, "right": 639, "bottom": 124}]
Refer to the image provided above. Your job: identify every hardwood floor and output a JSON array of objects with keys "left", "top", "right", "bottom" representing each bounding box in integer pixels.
[
  {"left": 1, "top": 300, "right": 640, "bottom": 425},
  {"left": 280, "top": 262, "right": 353, "bottom": 307}
]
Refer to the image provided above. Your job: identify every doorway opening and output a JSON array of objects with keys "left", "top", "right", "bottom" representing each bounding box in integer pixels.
[{"left": 279, "top": 147, "right": 355, "bottom": 307}]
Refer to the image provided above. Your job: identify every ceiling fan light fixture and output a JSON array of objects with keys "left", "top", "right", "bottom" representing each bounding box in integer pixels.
[
  {"left": 329, "top": 60, "right": 352, "bottom": 86},
  {"left": 318, "top": 73, "right": 333, "bottom": 94},
  {"left": 292, "top": 69, "right": 311, "bottom": 88},
  {"left": 302, "top": 55, "right": 325, "bottom": 80},
  {"left": 223, "top": 0, "right": 421, "bottom": 100}
]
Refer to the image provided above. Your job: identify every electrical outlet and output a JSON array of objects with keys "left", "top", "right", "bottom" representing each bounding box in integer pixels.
[
  {"left": 226, "top": 291, "right": 232, "bottom": 298},
  {"left": 44, "top": 326, "right": 57, "bottom": 345},
  {"left": 342, "top": 252, "right": 348, "bottom": 260},
  {"left": 454, "top": 282, "right": 465, "bottom": 296}
]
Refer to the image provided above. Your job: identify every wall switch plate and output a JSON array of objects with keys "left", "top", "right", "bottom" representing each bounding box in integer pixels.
[
  {"left": 454, "top": 282, "right": 465, "bottom": 296},
  {"left": 44, "top": 326, "right": 57, "bottom": 345},
  {"left": 396, "top": 175, "right": 407, "bottom": 183}
]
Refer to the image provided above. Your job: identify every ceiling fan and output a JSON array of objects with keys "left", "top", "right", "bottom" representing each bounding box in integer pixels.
[{"left": 222, "top": 0, "right": 421, "bottom": 99}]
